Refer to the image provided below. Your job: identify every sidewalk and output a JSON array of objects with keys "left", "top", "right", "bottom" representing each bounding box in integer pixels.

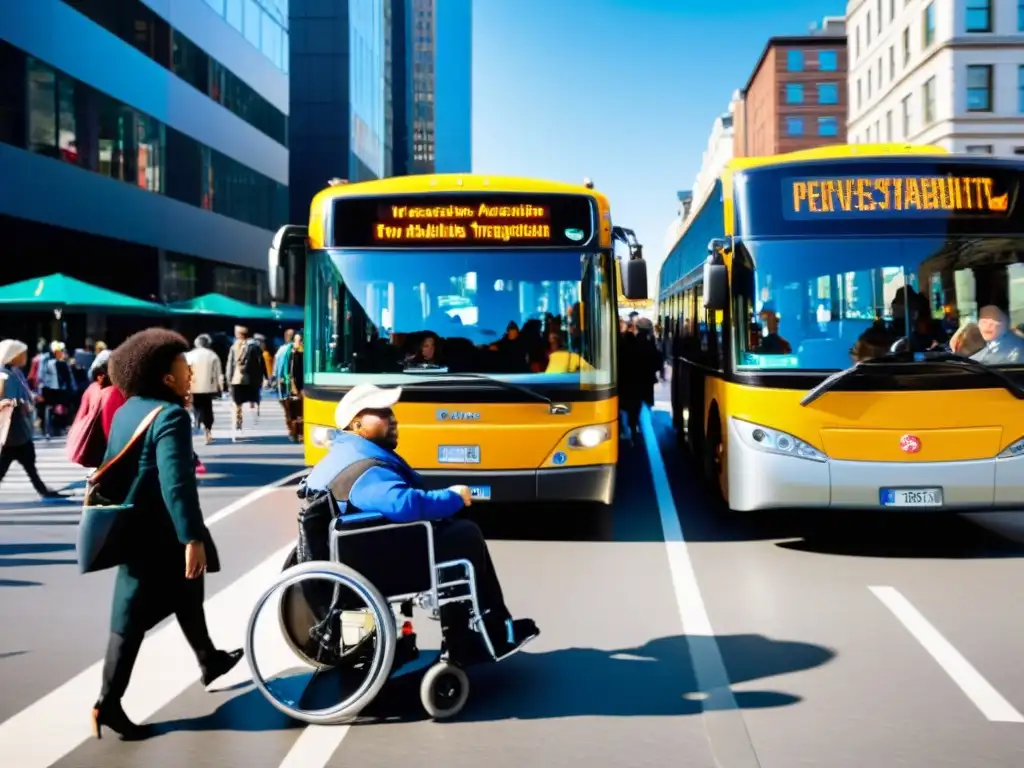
[{"left": 0, "top": 392, "right": 291, "bottom": 500}]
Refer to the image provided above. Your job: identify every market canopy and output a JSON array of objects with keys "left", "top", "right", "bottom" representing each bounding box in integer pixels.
[
  {"left": 270, "top": 303, "right": 303, "bottom": 324},
  {"left": 0, "top": 273, "right": 168, "bottom": 315},
  {"left": 168, "top": 293, "right": 279, "bottom": 321}
]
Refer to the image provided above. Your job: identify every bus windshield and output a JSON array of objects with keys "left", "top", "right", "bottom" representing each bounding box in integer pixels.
[
  {"left": 735, "top": 236, "right": 1024, "bottom": 372},
  {"left": 305, "top": 248, "right": 617, "bottom": 387}
]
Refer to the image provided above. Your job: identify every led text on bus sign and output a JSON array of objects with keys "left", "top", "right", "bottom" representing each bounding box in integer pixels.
[
  {"left": 789, "top": 175, "right": 1010, "bottom": 216},
  {"left": 374, "top": 202, "right": 552, "bottom": 243}
]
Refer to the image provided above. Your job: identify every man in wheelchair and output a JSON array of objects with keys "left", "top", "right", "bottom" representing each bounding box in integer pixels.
[{"left": 301, "top": 383, "right": 539, "bottom": 662}]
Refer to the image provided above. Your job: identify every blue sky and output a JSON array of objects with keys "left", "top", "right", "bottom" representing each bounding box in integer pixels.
[{"left": 471, "top": 0, "right": 846, "bottom": 267}]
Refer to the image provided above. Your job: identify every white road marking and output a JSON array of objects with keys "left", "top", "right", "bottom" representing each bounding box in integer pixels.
[
  {"left": 0, "top": 466, "right": 308, "bottom": 767},
  {"left": 870, "top": 586, "right": 1024, "bottom": 723},
  {"left": 638, "top": 406, "right": 761, "bottom": 766},
  {"left": 278, "top": 724, "right": 352, "bottom": 768}
]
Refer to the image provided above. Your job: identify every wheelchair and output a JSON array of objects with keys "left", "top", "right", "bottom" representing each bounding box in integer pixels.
[{"left": 245, "top": 504, "right": 512, "bottom": 725}]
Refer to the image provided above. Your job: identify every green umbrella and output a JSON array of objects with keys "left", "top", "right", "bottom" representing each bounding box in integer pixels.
[
  {"left": 168, "top": 293, "right": 277, "bottom": 320},
  {"left": 0, "top": 273, "right": 168, "bottom": 315},
  {"left": 270, "top": 303, "right": 304, "bottom": 323}
]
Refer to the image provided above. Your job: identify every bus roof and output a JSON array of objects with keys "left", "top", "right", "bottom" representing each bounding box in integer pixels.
[{"left": 310, "top": 173, "right": 611, "bottom": 213}]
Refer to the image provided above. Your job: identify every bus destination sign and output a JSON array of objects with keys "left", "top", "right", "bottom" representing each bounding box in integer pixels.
[
  {"left": 787, "top": 174, "right": 1013, "bottom": 219},
  {"left": 375, "top": 201, "right": 552, "bottom": 244},
  {"left": 331, "top": 193, "right": 595, "bottom": 248}
]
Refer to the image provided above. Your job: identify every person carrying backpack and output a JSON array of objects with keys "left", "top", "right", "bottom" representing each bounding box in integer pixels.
[
  {"left": 224, "top": 326, "right": 265, "bottom": 441},
  {"left": 67, "top": 360, "right": 115, "bottom": 468}
]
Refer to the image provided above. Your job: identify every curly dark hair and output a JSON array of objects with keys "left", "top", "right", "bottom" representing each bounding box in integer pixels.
[{"left": 108, "top": 328, "right": 190, "bottom": 398}]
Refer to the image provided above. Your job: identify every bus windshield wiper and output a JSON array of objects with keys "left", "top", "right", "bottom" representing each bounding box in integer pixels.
[
  {"left": 800, "top": 349, "right": 1024, "bottom": 407},
  {"left": 399, "top": 370, "right": 555, "bottom": 406}
]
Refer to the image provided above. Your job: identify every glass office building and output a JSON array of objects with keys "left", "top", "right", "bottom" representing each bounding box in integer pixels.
[
  {"left": 397, "top": 0, "right": 471, "bottom": 175},
  {"left": 0, "top": 0, "right": 289, "bottom": 323}
]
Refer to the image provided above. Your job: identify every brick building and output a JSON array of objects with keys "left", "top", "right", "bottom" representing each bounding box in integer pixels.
[{"left": 733, "top": 18, "right": 849, "bottom": 158}]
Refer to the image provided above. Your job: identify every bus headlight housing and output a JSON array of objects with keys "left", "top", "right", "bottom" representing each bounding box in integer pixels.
[
  {"left": 998, "top": 437, "right": 1024, "bottom": 458},
  {"left": 732, "top": 418, "right": 827, "bottom": 463},
  {"left": 309, "top": 426, "right": 337, "bottom": 448},
  {"left": 567, "top": 425, "right": 611, "bottom": 449}
]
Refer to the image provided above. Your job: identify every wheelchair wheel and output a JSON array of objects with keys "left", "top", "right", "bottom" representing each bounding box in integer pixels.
[
  {"left": 419, "top": 661, "right": 470, "bottom": 720},
  {"left": 277, "top": 548, "right": 333, "bottom": 670},
  {"left": 246, "top": 559, "right": 397, "bottom": 725}
]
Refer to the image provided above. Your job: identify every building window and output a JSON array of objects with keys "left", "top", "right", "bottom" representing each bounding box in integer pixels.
[
  {"left": 786, "top": 117, "right": 804, "bottom": 136},
  {"left": 923, "top": 3, "right": 936, "bottom": 47},
  {"left": 923, "top": 76, "right": 936, "bottom": 123},
  {"left": 1019, "top": 0, "right": 1024, "bottom": 31},
  {"left": 26, "top": 57, "right": 56, "bottom": 157},
  {"left": 855, "top": 26, "right": 861, "bottom": 60},
  {"left": 902, "top": 27, "right": 910, "bottom": 65},
  {"left": 890, "top": 0, "right": 895, "bottom": 21},
  {"left": 857, "top": 79, "right": 862, "bottom": 109},
  {"left": 885, "top": 109, "right": 893, "bottom": 140},
  {"left": 966, "top": 0, "right": 992, "bottom": 32},
  {"left": 889, "top": 45, "right": 895, "bottom": 80},
  {"left": 902, "top": 93, "right": 912, "bottom": 136},
  {"left": 818, "top": 116, "right": 838, "bottom": 137},
  {"left": 866, "top": 125, "right": 872, "bottom": 142},
  {"left": 819, "top": 50, "right": 838, "bottom": 71},
  {"left": 867, "top": 12, "right": 872, "bottom": 43},
  {"left": 787, "top": 50, "right": 804, "bottom": 71},
  {"left": 966, "top": 65, "right": 993, "bottom": 111},
  {"left": 966, "top": 145, "right": 993, "bottom": 154},
  {"left": 2, "top": 40, "right": 286, "bottom": 231},
  {"left": 785, "top": 83, "right": 804, "bottom": 104},
  {"left": 1019, "top": 65, "right": 1024, "bottom": 112},
  {"left": 818, "top": 83, "right": 839, "bottom": 105},
  {"left": 877, "top": 58, "right": 883, "bottom": 90}
]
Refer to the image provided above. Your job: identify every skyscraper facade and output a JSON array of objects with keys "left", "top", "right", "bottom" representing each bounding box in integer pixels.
[{"left": 0, "top": 0, "right": 289, "bottom": 319}]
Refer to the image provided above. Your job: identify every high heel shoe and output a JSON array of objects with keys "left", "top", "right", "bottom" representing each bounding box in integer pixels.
[
  {"left": 200, "top": 648, "right": 244, "bottom": 687},
  {"left": 90, "top": 701, "right": 153, "bottom": 741}
]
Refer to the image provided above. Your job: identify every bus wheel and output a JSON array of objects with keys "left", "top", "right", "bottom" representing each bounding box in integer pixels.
[{"left": 702, "top": 413, "right": 724, "bottom": 502}]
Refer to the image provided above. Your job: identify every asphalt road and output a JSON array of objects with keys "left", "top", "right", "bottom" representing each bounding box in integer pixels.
[{"left": 2, "top": 388, "right": 1024, "bottom": 767}]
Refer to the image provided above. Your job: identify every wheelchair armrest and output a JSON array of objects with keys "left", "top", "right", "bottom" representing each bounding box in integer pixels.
[{"left": 335, "top": 510, "right": 388, "bottom": 530}]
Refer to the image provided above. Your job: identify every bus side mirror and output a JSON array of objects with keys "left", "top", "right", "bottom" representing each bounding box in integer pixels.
[
  {"left": 268, "top": 225, "right": 308, "bottom": 302},
  {"left": 703, "top": 259, "right": 729, "bottom": 310},
  {"left": 623, "top": 258, "right": 648, "bottom": 300}
]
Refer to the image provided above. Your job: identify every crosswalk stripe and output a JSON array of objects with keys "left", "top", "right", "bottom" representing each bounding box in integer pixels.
[
  {"left": 0, "top": 542, "right": 296, "bottom": 767},
  {"left": 0, "top": 395, "right": 295, "bottom": 499}
]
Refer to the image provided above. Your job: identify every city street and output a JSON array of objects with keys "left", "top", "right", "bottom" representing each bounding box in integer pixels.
[{"left": 2, "top": 388, "right": 1024, "bottom": 767}]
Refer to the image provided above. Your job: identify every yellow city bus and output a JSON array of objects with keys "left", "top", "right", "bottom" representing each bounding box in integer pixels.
[
  {"left": 659, "top": 144, "right": 1024, "bottom": 512},
  {"left": 269, "top": 174, "right": 648, "bottom": 505}
]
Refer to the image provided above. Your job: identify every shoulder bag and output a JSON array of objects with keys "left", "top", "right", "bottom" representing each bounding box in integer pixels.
[{"left": 76, "top": 405, "right": 163, "bottom": 574}]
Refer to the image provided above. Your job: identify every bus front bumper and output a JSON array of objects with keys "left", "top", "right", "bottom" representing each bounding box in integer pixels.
[
  {"left": 418, "top": 465, "right": 615, "bottom": 505},
  {"left": 727, "top": 417, "right": 1024, "bottom": 512}
]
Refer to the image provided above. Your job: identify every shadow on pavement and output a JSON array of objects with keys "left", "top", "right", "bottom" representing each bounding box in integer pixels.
[
  {"left": 654, "top": 412, "right": 1024, "bottom": 559},
  {"left": 371, "top": 632, "right": 831, "bottom": 724},
  {"left": 0, "top": 542, "right": 77, "bottom": 568},
  {"left": 142, "top": 632, "right": 832, "bottom": 734},
  {"left": 0, "top": 579, "right": 42, "bottom": 587}
]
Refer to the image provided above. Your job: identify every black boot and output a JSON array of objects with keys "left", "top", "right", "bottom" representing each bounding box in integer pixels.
[
  {"left": 93, "top": 632, "right": 153, "bottom": 740},
  {"left": 200, "top": 648, "right": 244, "bottom": 687}
]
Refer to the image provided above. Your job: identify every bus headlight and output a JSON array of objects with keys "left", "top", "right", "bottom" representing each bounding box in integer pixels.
[
  {"left": 732, "top": 418, "right": 827, "bottom": 463},
  {"left": 998, "top": 437, "right": 1024, "bottom": 458},
  {"left": 568, "top": 425, "right": 611, "bottom": 449},
  {"left": 309, "top": 426, "right": 337, "bottom": 448}
]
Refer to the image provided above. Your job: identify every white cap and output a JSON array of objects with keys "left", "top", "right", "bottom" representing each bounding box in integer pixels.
[
  {"left": 334, "top": 383, "right": 403, "bottom": 430},
  {"left": 0, "top": 339, "right": 27, "bottom": 366}
]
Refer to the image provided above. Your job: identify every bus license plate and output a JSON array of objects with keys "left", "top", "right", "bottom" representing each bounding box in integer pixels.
[
  {"left": 438, "top": 445, "right": 480, "bottom": 464},
  {"left": 880, "top": 488, "right": 943, "bottom": 508},
  {"left": 469, "top": 486, "right": 491, "bottom": 501}
]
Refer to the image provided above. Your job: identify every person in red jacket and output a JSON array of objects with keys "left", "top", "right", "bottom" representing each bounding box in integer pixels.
[{"left": 100, "top": 383, "right": 127, "bottom": 440}]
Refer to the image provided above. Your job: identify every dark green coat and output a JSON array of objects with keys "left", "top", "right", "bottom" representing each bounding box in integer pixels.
[{"left": 104, "top": 396, "right": 220, "bottom": 635}]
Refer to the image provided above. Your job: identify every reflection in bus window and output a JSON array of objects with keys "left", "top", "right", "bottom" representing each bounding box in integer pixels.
[{"left": 735, "top": 237, "right": 1024, "bottom": 370}]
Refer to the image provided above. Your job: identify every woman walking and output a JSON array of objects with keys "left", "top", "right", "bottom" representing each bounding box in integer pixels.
[
  {"left": 0, "top": 340, "right": 62, "bottom": 499},
  {"left": 186, "top": 334, "right": 223, "bottom": 444},
  {"left": 92, "top": 328, "right": 242, "bottom": 740}
]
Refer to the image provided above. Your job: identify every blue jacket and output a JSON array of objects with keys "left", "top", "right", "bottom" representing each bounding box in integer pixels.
[{"left": 304, "top": 432, "right": 464, "bottom": 524}]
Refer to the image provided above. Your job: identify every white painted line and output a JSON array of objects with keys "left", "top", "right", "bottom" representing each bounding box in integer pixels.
[
  {"left": 0, "top": 469, "right": 308, "bottom": 767},
  {"left": 278, "top": 724, "right": 351, "bottom": 768},
  {"left": 204, "top": 469, "right": 307, "bottom": 526},
  {"left": 637, "top": 407, "right": 738, "bottom": 706},
  {"left": 869, "top": 586, "right": 1024, "bottom": 723}
]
